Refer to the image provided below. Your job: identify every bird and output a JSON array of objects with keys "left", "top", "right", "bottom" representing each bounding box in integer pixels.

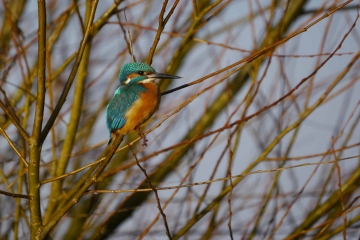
[{"left": 106, "top": 62, "right": 181, "bottom": 145}]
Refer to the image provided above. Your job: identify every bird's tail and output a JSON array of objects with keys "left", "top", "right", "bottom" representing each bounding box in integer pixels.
[
  {"left": 107, "top": 133, "right": 112, "bottom": 145},
  {"left": 107, "top": 133, "right": 124, "bottom": 146}
]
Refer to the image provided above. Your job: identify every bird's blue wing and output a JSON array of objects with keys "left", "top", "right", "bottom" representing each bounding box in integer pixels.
[{"left": 106, "top": 86, "right": 139, "bottom": 133}]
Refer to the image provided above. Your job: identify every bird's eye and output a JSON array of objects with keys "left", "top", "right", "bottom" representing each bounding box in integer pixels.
[{"left": 138, "top": 71, "right": 144, "bottom": 75}]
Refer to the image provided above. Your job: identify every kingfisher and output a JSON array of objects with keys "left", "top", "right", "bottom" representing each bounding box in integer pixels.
[{"left": 106, "top": 62, "right": 180, "bottom": 145}]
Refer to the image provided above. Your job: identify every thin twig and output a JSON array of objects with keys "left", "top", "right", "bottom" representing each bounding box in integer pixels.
[
  {"left": 0, "top": 189, "right": 29, "bottom": 199},
  {"left": 123, "top": 7, "right": 136, "bottom": 62},
  {"left": 0, "top": 127, "right": 28, "bottom": 167},
  {"left": 292, "top": 196, "right": 360, "bottom": 239},
  {"left": 302, "top": 5, "right": 358, "bottom": 14},
  {"left": 161, "top": 0, "right": 355, "bottom": 96},
  {"left": 129, "top": 145, "right": 172, "bottom": 240},
  {"left": 108, "top": 21, "right": 354, "bottom": 57},
  {"left": 147, "top": 0, "right": 180, "bottom": 65},
  {"left": 115, "top": 3, "right": 136, "bottom": 62},
  {"left": 84, "top": 155, "right": 359, "bottom": 195},
  {"left": 0, "top": 98, "right": 29, "bottom": 141},
  {"left": 227, "top": 139, "right": 234, "bottom": 240}
]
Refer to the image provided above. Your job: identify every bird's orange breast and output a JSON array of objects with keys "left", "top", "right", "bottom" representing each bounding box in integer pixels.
[{"left": 115, "top": 82, "right": 160, "bottom": 135}]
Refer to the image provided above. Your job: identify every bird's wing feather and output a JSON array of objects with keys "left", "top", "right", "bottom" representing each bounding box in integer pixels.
[{"left": 106, "top": 86, "right": 139, "bottom": 132}]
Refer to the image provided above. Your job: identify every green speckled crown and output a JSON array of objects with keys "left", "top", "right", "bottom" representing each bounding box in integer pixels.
[{"left": 118, "top": 62, "right": 156, "bottom": 84}]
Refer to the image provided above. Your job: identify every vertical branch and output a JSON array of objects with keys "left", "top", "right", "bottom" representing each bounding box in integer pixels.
[
  {"left": 32, "top": 2, "right": 46, "bottom": 141},
  {"left": 28, "top": 0, "right": 46, "bottom": 239},
  {"left": 331, "top": 137, "right": 347, "bottom": 239},
  {"left": 43, "top": 0, "right": 94, "bottom": 224},
  {"left": 147, "top": 0, "right": 180, "bottom": 65},
  {"left": 116, "top": 6, "right": 136, "bottom": 62},
  {"left": 116, "top": 3, "right": 136, "bottom": 62},
  {"left": 226, "top": 139, "right": 234, "bottom": 240},
  {"left": 39, "top": 0, "right": 99, "bottom": 145},
  {"left": 192, "top": 0, "right": 198, "bottom": 18},
  {"left": 123, "top": 8, "right": 136, "bottom": 62},
  {"left": 147, "top": 0, "right": 168, "bottom": 65}
]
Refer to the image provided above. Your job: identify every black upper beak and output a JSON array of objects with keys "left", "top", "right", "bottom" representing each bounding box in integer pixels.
[{"left": 148, "top": 73, "right": 181, "bottom": 79}]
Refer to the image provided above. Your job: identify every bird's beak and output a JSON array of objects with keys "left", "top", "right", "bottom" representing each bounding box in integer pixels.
[{"left": 147, "top": 72, "right": 181, "bottom": 80}]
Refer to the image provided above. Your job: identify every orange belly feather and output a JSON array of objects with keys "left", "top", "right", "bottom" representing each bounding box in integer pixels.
[{"left": 115, "top": 82, "right": 160, "bottom": 135}]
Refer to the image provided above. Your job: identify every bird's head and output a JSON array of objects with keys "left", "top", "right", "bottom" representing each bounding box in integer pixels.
[{"left": 118, "top": 62, "right": 180, "bottom": 85}]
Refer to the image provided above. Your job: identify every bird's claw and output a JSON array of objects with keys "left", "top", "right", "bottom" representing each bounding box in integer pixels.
[
  {"left": 135, "top": 125, "right": 148, "bottom": 147},
  {"left": 142, "top": 137, "right": 148, "bottom": 147}
]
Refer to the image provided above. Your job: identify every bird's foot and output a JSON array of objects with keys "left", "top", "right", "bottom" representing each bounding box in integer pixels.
[{"left": 135, "top": 125, "right": 148, "bottom": 147}]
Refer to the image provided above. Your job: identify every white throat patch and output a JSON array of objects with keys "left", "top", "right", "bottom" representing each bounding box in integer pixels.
[
  {"left": 125, "top": 78, "right": 131, "bottom": 84},
  {"left": 125, "top": 78, "right": 156, "bottom": 84},
  {"left": 140, "top": 78, "right": 156, "bottom": 83}
]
